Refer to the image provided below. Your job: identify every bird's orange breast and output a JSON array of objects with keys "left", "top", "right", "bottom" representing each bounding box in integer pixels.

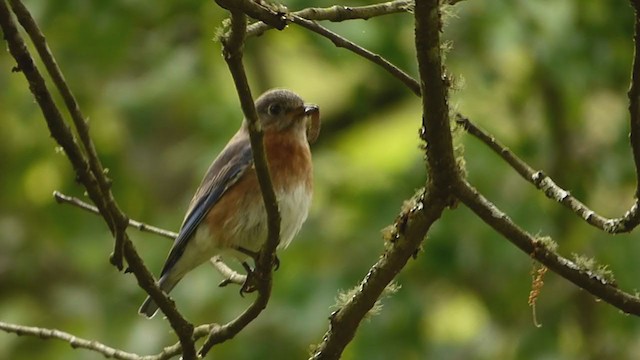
[
  {"left": 264, "top": 130, "right": 313, "bottom": 192},
  {"left": 203, "top": 128, "right": 313, "bottom": 250}
]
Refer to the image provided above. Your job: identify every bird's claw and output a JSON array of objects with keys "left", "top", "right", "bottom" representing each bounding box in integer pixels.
[
  {"left": 239, "top": 261, "right": 257, "bottom": 297},
  {"left": 235, "top": 246, "right": 281, "bottom": 271},
  {"left": 233, "top": 247, "right": 281, "bottom": 297}
]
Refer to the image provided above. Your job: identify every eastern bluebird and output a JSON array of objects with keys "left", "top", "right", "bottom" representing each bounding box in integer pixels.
[{"left": 139, "top": 89, "right": 319, "bottom": 318}]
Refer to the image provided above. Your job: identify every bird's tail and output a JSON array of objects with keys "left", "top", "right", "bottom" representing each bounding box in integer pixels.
[{"left": 138, "top": 274, "right": 179, "bottom": 318}]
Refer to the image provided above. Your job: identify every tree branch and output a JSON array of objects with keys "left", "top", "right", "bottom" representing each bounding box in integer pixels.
[
  {"left": 53, "top": 191, "right": 247, "bottom": 286},
  {"left": 53, "top": 191, "right": 178, "bottom": 240},
  {"left": 143, "top": 325, "right": 213, "bottom": 360},
  {"left": 0, "top": 321, "right": 142, "bottom": 360},
  {"left": 456, "top": 115, "right": 640, "bottom": 233},
  {"left": 244, "top": 0, "right": 466, "bottom": 38},
  {"left": 215, "top": 0, "right": 287, "bottom": 30},
  {"left": 211, "top": 257, "right": 247, "bottom": 287},
  {"left": 3, "top": 0, "right": 638, "bottom": 358},
  {"left": 0, "top": 2, "right": 196, "bottom": 358},
  {"left": 246, "top": 0, "right": 415, "bottom": 37},
  {"left": 8, "top": 0, "right": 129, "bottom": 270},
  {"left": 227, "top": 0, "right": 421, "bottom": 96},
  {"left": 198, "top": 5, "right": 281, "bottom": 356},
  {"left": 312, "top": 1, "right": 458, "bottom": 358},
  {"left": 290, "top": 15, "right": 420, "bottom": 96},
  {"left": 310, "top": 190, "right": 447, "bottom": 359},
  {"left": 0, "top": 321, "right": 213, "bottom": 360},
  {"left": 454, "top": 179, "right": 640, "bottom": 315},
  {"left": 415, "top": 0, "right": 457, "bottom": 186},
  {"left": 629, "top": 0, "right": 640, "bottom": 199}
]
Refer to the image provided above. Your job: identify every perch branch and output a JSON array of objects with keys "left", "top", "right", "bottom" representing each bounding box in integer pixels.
[
  {"left": 211, "top": 257, "right": 247, "bottom": 287},
  {"left": 456, "top": 115, "right": 640, "bottom": 233},
  {"left": 199, "top": 5, "right": 280, "bottom": 356}
]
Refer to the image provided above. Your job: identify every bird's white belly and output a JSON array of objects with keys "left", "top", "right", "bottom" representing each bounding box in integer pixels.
[
  {"left": 229, "top": 183, "right": 311, "bottom": 254},
  {"left": 277, "top": 184, "right": 312, "bottom": 249}
]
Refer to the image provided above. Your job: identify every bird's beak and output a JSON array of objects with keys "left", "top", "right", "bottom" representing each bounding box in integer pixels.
[
  {"left": 303, "top": 104, "right": 320, "bottom": 144},
  {"left": 304, "top": 104, "right": 319, "bottom": 116}
]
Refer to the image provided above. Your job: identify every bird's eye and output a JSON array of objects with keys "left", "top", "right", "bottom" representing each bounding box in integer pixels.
[{"left": 268, "top": 103, "right": 282, "bottom": 116}]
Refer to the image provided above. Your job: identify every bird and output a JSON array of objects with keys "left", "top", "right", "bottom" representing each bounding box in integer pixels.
[{"left": 139, "top": 89, "right": 320, "bottom": 318}]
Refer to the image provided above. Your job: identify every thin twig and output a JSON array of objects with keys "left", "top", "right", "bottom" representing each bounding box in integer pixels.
[
  {"left": 53, "top": 191, "right": 247, "bottom": 285},
  {"left": 0, "top": 321, "right": 213, "bottom": 360},
  {"left": 219, "top": 0, "right": 420, "bottom": 96},
  {"left": 0, "top": 321, "right": 142, "bottom": 360},
  {"left": 211, "top": 257, "right": 247, "bottom": 286},
  {"left": 456, "top": 115, "right": 640, "bottom": 233},
  {"left": 244, "top": 0, "right": 467, "bottom": 38},
  {"left": 290, "top": 16, "right": 420, "bottom": 97},
  {"left": 53, "top": 191, "right": 178, "bottom": 240},
  {"left": 246, "top": 0, "right": 414, "bottom": 37}
]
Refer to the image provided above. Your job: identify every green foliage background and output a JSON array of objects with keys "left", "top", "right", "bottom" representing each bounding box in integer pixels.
[{"left": 2, "top": 0, "right": 640, "bottom": 359}]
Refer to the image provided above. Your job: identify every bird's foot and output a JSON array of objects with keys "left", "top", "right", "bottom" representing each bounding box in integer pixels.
[
  {"left": 233, "top": 247, "right": 280, "bottom": 297},
  {"left": 239, "top": 261, "right": 257, "bottom": 296},
  {"left": 234, "top": 246, "right": 280, "bottom": 271}
]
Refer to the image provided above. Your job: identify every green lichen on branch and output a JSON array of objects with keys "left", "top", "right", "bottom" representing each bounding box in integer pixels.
[
  {"left": 534, "top": 235, "right": 558, "bottom": 253},
  {"left": 333, "top": 282, "right": 402, "bottom": 320},
  {"left": 214, "top": 18, "right": 232, "bottom": 43},
  {"left": 261, "top": 1, "right": 289, "bottom": 16},
  {"left": 571, "top": 253, "right": 617, "bottom": 286}
]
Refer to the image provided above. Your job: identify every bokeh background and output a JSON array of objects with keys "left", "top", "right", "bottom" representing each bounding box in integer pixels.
[{"left": 2, "top": 0, "right": 640, "bottom": 359}]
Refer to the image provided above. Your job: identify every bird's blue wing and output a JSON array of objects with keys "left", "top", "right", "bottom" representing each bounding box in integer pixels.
[{"left": 159, "top": 138, "right": 253, "bottom": 277}]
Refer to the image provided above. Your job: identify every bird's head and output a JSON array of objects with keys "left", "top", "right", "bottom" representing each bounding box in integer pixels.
[{"left": 254, "top": 89, "right": 320, "bottom": 143}]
